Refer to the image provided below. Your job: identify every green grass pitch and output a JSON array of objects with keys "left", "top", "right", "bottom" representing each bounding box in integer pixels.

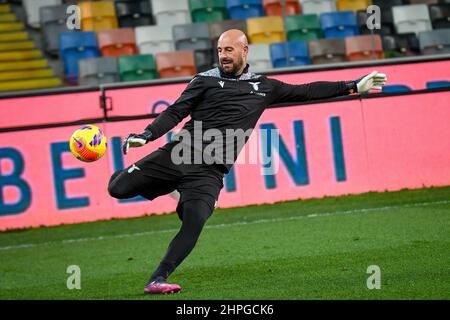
[{"left": 0, "top": 186, "right": 449, "bottom": 300}]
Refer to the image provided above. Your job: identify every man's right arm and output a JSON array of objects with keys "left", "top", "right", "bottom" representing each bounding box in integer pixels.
[
  {"left": 122, "top": 76, "right": 205, "bottom": 155},
  {"left": 145, "top": 76, "right": 205, "bottom": 140}
]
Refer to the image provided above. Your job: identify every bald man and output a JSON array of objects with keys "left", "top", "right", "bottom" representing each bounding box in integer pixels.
[{"left": 108, "top": 29, "right": 387, "bottom": 294}]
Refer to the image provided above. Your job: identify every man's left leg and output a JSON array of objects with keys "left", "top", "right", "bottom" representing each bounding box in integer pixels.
[{"left": 144, "top": 199, "right": 213, "bottom": 294}]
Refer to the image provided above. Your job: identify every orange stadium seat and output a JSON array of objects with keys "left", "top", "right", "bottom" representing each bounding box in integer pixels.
[
  {"left": 156, "top": 51, "right": 197, "bottom": 79},
  {"left": 345, "top": 34, "right": 384, "bottom": 61},
  {"left": 247, "top": 16, "right": 286, "bottom": 44},
  {"left": 97, "top": 28, "right": 138, "bottom": 57},
  {"left": 80, "top": 1, "right": 118, "bottom": 31},
  {"left": 262, "top": 0, "right": 302, "bottom": 16}
]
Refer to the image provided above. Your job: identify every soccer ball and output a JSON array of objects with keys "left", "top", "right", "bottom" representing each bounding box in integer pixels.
[{"left": 69, "top": 125, "right": 107, "bottom": 162}]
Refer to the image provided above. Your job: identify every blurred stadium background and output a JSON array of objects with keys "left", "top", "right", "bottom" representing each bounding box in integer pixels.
[{"left": 0, "top": 0, "right": 449, "bottom": 299}]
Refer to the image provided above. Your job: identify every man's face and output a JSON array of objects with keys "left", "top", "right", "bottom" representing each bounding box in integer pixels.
[{"left": 217, "top": 37, "right": 247, "bottom": 76}]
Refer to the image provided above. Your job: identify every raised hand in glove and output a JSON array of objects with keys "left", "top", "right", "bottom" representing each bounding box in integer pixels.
[
  {"left": 355, "top": 71, "right": 388, "bottom": 93},
  {"left": 122, "top": 130, "right": 153, "bottom": 155}
]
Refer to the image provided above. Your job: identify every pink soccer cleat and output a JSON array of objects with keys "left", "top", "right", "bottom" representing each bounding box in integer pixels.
[{"left": 144, "top": 280, "right": 182, "bottom": 295}]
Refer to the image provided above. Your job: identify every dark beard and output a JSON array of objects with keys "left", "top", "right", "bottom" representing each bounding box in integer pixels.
[{"left": 219, "top": 58, "right": 243, "bottom": 77}]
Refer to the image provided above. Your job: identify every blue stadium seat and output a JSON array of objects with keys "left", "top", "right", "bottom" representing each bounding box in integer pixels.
[
  {"left": 382, "top": 85, "right": 412, "bottom": 93},
  {"left": 320, "top": 11, "right": 359, "bottom": 38},
  {"left": 226, "top": 0, "right": 264, "bottom": 19},
  {"left": 59, "top": 32, "right": 100, "bottom": 81},
  {"left": 270, "top": 41, "right": 311, "bottom": 68}
]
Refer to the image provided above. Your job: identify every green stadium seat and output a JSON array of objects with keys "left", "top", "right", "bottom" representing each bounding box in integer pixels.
[
  {"left": 118, "top": 54, "right": 158, "bottom": 82},
  {"left": 189, "top": 0, "right": 228, "bottom": 23},
  {"left": 285, "top": 14, "right": 323, "bottom": 42}
]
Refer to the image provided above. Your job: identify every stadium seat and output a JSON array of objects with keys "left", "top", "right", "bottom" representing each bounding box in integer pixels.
[
  {"left": 97, "top": 28, "right": 138, "bottom": 57},
  {"left": 189, "top": 0, "right": 228, "bottom": 23},
  {"left": 308, "top": 38, "right": 347, "bottom": 64},
  {"left": 173, "top": 23, "right": 212, "bottom": 51},
  {"left": 0, "top": 49, "right": 42, "bottom": 61},
  {"left": 0, "top": 31, "right": 28, "bottom": 42},
  {"left": 429, "top": 4, "right": 450, "bottom": 29},
  {"left": 0, "top": 12, "right": 16, "bottom": 22},
  {"left": 0, "top": 59, "right": 48, "bottom": 72},
  {"left": 419, "top": 29, "right": 450, "bottom": 54},
  {"left": 114, "top": 0, "right": 154, "bottom": 28},
  {"left": 0, "top": 4, "right": 11, "bottom": 14},
  {"left": 80, "top": 1, "right": 118, "bottom": 31},
  {"left": 209, "top": 19, "right": 247, "bottom": 66},
  {"left": 40, "top": 4, "right": 73, "bottom": 56},
  {"left": 285, "top": 14, "right": 323, "bottom": 42},
  {"left": 262, "top": 0, "right": 301, "bottom": 16},
  {"left": 0, "top": 41, "right": 34, "bottom": 51},
  {"left": 226, "top": 0, "right": 264, "bottom": 19},
  {"left": 426, "top": 80, "right": 450, "bottom": 89},
  {"left": 408, "top": 0, "right": 439, "bottom": 4},
  {"left": 59, "top": 31, "right": 100, "bottom": 80},
  {"left": 247, "top": 16, "right": 286, "bottom": 44},
  {"left": 300, "top": 0, "right": 336, "bottom": 15},
  {"left": 357, "top": 9, "right": 394, "bottom": 35},
  {"left": 372, "top": 0, "right": 407, "bottom": 10},
  {"left": 135, "top": 25, "right": 175, "bottom": 56},
  {"left": 209, "top": 19, "right": 248, "bottom": 46},
  {"left": 392, "top": 4, "right": 432, "bottom": 35},
  {"left": 345, "top": 34, "right": 384, "bottom": 61},
  {"left": 0, "top": 78, "right": 62, "bottom": 92},
  {"left": 152, "top": 0, "right": 192, "bottom": 26},
  {"left": 270, "top": 41, "right": 311, "bottom": 68},
  {"left": 320, "top": 11, "right": 360, "bottom": 38},
  {"left": 0, "top": 21, "right": 24, "bottom": 32},
  {"left": 382, "top": 84, "right": 412, "bottom": 93},
  {"left": 173, "top": 23, "right": 214, "bottom": 72},
  {"left": 78, "top": 57, "right": 119, "bottom": 86},
  {"left": 118, "top": 54, "right": 158, "bottom": 82},
  {"left": 382, "top": 33, "right": 420, "bottom": 58},
  {"left": 336, "top": 0, "right": 370, "bottom": 11},
  {"left": 0, "top": 68, "right": 54, "bottom": 81},
  {"left": 247, "top": 43, "right": 273, "bottom": 72},
  {"left": 22, "top": 0, "right": 61, "bottom": 28},
  {"left": 156, "top": 51, "right": 197, "bottom": 79}
]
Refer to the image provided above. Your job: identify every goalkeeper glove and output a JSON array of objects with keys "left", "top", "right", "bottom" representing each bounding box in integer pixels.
[
  {"left": 345, "top": 71, "right": 387, "bottom": 94},
  {"left": 355, "top": 71, "right": 387, "bottom": 93},
  {"left": 122, "top": 130, "right": 153, "bottom": 155}
]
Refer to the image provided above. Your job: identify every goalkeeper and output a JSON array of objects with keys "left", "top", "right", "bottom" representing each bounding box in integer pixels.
[{"left": 108, "top": 29, "right": 387, "bottom": 295}]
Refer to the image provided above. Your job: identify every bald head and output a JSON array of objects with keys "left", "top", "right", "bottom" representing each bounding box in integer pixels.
[
  {"left": 217, "top": 29, "right": 249, "bottom": 76},
  {"left": 218, "top": 29, "right": 248, "bottom": 47}
]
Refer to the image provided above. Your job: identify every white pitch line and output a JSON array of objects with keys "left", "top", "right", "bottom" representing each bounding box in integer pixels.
[{"left": 0, "top": 199, "right": 449, "bottom": 252}]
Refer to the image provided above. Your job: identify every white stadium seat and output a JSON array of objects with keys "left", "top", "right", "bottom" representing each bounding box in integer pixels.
[
  {"left": 135, "top": 25, "right": 175, "bottom": 55},
  {"left": 23, "top": 0, "right": 62, "bottom": 28},
  {"left": 393, "top": 4, "right": 433, "bottom": 35},
  {"left": 151, "top": 0, "right": 192, "bottom": 27},
  {"left": 247, "top": 44, "right": 273, "bottom": 72},
  {"left": 300, "top": 0, "right": 337, "bottom": 15}
]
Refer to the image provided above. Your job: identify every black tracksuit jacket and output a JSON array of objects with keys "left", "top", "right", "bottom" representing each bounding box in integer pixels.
[{"left": 145, "top": 65, "right": 356, "bottom": 173}]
